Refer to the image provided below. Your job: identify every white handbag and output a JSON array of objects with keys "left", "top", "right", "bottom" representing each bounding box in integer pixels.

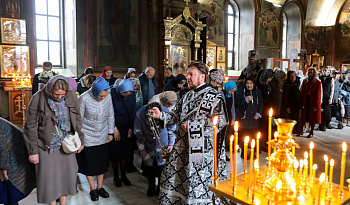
[{"left": 55, "top": 125, "right": 81, "bottom": 153}]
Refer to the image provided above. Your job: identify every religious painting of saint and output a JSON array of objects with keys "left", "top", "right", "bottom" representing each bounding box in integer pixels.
[
  {"left": 258, "top": 9, "right": 280, "bottom": 48},
  {"left": 169, "top": 45, "right": 190, "bottom": 75},
  {"left": 216, "top": 46, "right": 226, "bottom": 62},
  {"left": 1, "top": 18, "right": 26, "bottom": 44},
  {"left": 216, "top": 62, "right": 226, "bottom": 72},
  {"left": 0, "top": 45, "right": 30, "bottom": 78}
]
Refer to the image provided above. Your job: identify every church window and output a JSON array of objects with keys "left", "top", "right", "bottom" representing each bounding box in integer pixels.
[{"left": 227, "top": 2, "right": 239, "bottom": 70}]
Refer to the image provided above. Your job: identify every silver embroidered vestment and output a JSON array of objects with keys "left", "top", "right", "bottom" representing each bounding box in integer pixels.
[{"left": 159, "top": 85, "right": 227, "bottom": 205}]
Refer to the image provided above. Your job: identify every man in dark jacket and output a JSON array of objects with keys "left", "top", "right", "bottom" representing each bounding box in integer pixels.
[
  {"left": 32, "top": 61, "right": 52, "bottom": 95},
  {"left": 138, "top": 66, "right": 158, "bottom": 105},
  {"left": 319, "top": 66, "right": 334, "bottom": 131},
  {"left": 331, "top": 70, "right": 343, "bottom": 129}
]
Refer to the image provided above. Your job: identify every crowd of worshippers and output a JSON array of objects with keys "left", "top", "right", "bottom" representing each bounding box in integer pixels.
[{"left": 2, "top": 56, "right": 350, "bottom": 205}]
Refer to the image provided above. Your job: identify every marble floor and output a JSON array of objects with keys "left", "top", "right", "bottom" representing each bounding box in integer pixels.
[{"left": 13, "top": 121, "right": 350, "bottom": 205}]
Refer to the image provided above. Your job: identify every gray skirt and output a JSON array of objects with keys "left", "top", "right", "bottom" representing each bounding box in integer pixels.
[{"left": 36, "top": 148, "right": 78, "bottom": 203}]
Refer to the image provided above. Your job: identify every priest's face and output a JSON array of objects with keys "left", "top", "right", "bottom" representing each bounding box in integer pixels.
[{"left": 187, "top": 67, "right": 205, "bottom": 89}]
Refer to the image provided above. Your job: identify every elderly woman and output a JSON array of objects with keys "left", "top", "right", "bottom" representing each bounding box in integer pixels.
[
  {"left": 222, "top": 81, "right": 237, "bottom": 154},
  {"left": 236, "top": 76, "right": 263, "bottom": 158},
  {"left": 163, "top": 74, "right": 186, "bottom": 92},
  {"left": 77, "top": 77, "right": 115, "bottom": 201},
  {"left": 340, "top": 74, "right": 350, "bottom": 126},
  {"left": 134, "top": 92, "right": 176, "bottom": 197},
  {"left": 110, "top": 79, "right": 136, "bottom": 187},
  {"left": 0, "top": 117, "right": 36, "bottom": 205},
  {"left": 24, "top": 75, "right": 84, "bottom": 205}
]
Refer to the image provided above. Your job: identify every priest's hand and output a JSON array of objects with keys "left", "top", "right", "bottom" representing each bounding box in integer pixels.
[
  {"left": 181, "top": 121, "right": 188, "bottom": 132},
  {"left": 149, "top": 107, "right": 160, "bottom": 118},
  {"left": 0, "top": 169, "right": 8, "bottom": 181},
  {"left": 29, "top": 154, "right": 39, "bottom": 164}
]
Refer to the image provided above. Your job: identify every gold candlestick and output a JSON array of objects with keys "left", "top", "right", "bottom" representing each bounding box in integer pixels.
[
  {"left": 310, "top": 142, "right": 314, "bottom": 178},
  {"left": 276, "top": 180, "right": 282, "bottom": 204},
  {"left": 268, "top": 108, "right": 273, "bottom": 158},
  {"left": 213, "top": 116, "right": 218, "bottom": 186},
  {"left": 291, "top": 139, "right": 295, "bottom": 158},
  {"left": 339, "top": 142, "right": 347, "bottom": 197},
  {"left": 244, "top": 136, "right": 249, "bottom": 179},
  {"left": 273, "top": 132, "right": 278, "bottom": 153}
]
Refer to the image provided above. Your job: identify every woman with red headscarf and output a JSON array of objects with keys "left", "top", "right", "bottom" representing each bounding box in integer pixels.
[{"left": 101, "top": 66, "right": 116, "bottom": 87}]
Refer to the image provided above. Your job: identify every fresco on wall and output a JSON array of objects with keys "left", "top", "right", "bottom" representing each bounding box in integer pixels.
[
  {"left": 304, "top": 26, "right": 323, "bottom": 51},
  {"left": 96, "top": 0, "right": 138, "bottom": 69},
  {"left": 287, "top": 17, "right": 301, "bottom": 71},
  {"left": 198, "top": 0, "right": 225, "bottom": 44},
  {"left": 335, "top": 0, "right": 350, "bottom": 61},
  {"left": 258, "top": 9, "right": 280, "bottom": 48},
  {"left": 240, "top": 34, "right": 254, "bottom": 69}
]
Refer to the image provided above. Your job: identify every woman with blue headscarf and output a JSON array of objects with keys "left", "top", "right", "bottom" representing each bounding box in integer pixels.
[
  {"left": 77, "top": 77, "right": 114, "bottom": 201},
  {"left": 110, "top": 79, "right": 136, "bottom": 187}
]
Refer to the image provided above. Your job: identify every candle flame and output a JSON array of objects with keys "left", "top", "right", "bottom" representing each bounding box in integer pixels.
[
  {"left": 313, "top": 164, "right": 318, "bottom": 170},
  {"left": 269, "top": 108, "right": 273, "bottom": 117},
  {"left": 291, "top": 139, "right": 295, "bottom": 143},
  {"left": 304, "top": 152, "right": 308, "bottom": 159},
  {"left": 244, "top": 136, "right": 249, "bottom": 144},
  {"left": 342, "top": 142, "right": 347, "bottom": 152},
  {"left": 213, "top": 116, "right": 218, "bottom": 126},
  {"left": 276, "top": 180, "right": 282, "bottom": 190},
  {"left": 234, "top": 121, "right": 238, "bottom": 131},
  {"left": 294, "top": 160, "right": 299, "bottom": 169},
  {"left": 324, "top": 155, "right": 328, "bottom": 162},
  {"left": 274, "top": 132, "right": 278, "bottom": 139},
  {"left": 330, "top": 159, "right": 334, "bottom": 167},
  {"left": 236, "top": 145, "right": 239, "bottom": 151},
  {"left": 300, "top": 159, "right": 304, "bottom": 168},
  {"left": 310, "top": 141, "right": 314, "bottom": 149},
  {"left": 257, "top": 132, "right": 261, "bottom": 140},
  {"left": 230, "top": 135, "right": 234, "bottom": 142},
  {"left": 254, "top": 159, "right": 259, "bottom": 168},
  {"left": 304, "top": 159, "right": 308, "bottom": 166},
  {"left": 319, "top": 173, "right": 325, "bottom": 183},
  {"left": 251, "top": 139, "right": 255, "bottom": 149}
]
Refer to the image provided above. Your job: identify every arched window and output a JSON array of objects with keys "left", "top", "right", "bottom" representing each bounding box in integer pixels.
[
  {"left": 227, "top": 2, "right": 239, "bottom": 70},
  {"left": 281, "top": 12, "right": 288, "bottom": 59}
]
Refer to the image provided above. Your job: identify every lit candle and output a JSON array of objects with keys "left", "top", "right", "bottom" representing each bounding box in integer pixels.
[
  {"left": 230, "top": 135, "right": 234, "bottom": 186},
  {"left": 304, "top": 159, "right": 308, "bottom": 185},
  {"left": 234, "top": 121, "right": 238, "bottom": 187},
  {"left": 304, "top": 152, "right": 309, "bottom": 176},
  {"left": 276, "top": 180, "right": 282, "bottom": 204},
  {"left": 244, "top": 136, "right": 249, "bottom": 178},
  {"left": 256, "top": 132, "right": 260, "bottom": 166},
  {"left": 213, "top": 116, "right": 218, "bottom": 185},
  {"left": 273, "top": 132, "right": 278, "bottom": 153},
  {"left": 291, "top": 139, "right": 295, "bottom": 158},
  {"left": 318, "top": 173, "right": 325, "bottom": 205},
  {"left": 324, "top": 155, "right": 328, "bottom": 182},
  {"left": 299, "top": 159, "right": 304, "bottom": 185},
  {"left": 268, "top": 108, "right": 273, "bottom": 158},
  {"left": 249, "top": 140, "right": 255, "bottom": 193},
  {"left": 313, "top": 164, "right": 318, "bottom": 188},
  {"left": 310, "top": 142, "right": 314, "bottom": 177},
  {"left": 253, "top": 159, "right": 259, "bottom": 196},
  {"left": 293, "top": 160, "right": 299, "bottom": 178},
  {"left": 339, "top": 142, "right": 347, "bottom": 197},
  {"left": 328, "top": 159, "right": 334, "bottom": 194}
]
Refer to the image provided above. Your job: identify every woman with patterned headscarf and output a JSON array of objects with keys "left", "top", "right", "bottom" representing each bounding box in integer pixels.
[
  {"left": 110, "top": 79, "right": 137, "bottom": 187},
  {"left": 77, "top": 77, "right": 114, "bottom": 201},
  {"left": 23, "top": 75, "right": 84, "bottom": 205}
]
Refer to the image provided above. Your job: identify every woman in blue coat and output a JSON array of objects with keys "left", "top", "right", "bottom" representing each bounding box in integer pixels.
[{"left": 109, "top": 79, "right": 136, "bottom": 187}]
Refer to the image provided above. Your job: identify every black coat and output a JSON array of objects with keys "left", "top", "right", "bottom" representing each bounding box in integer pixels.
[
  {"left": 138, "top": 72, "right": 158, "bottom": 105},
  {"left": 236, "top": 87, "right": 263, "bottom": 129}
]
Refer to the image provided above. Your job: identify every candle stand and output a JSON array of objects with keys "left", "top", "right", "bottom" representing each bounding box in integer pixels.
[{"left": 14, "top": 86, "right": 30, "bottom": 128}]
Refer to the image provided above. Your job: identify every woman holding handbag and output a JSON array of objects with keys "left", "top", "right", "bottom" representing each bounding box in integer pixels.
[
  {"left": 76, "top": 77, "right": 115, "bottom": 201},
  {"left": 24, "top": 75, "right": 84, "bottom": 205}
]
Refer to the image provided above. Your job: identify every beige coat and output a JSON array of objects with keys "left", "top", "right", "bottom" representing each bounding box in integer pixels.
[{"left": 24, "top": 89, "right": 84, "bottom": 155}]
